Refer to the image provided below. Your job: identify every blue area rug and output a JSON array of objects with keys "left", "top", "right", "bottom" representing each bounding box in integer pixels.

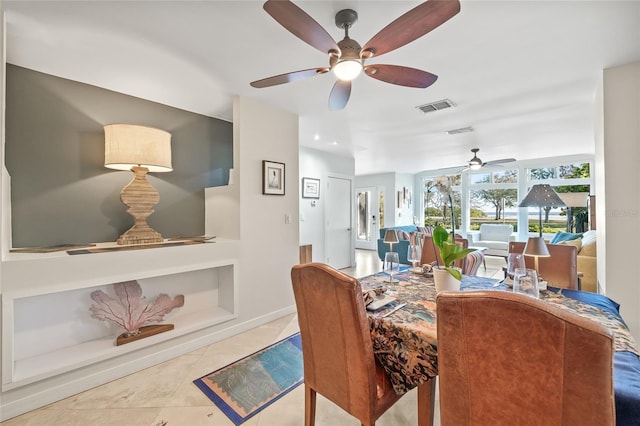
[{"left": 193, "top": 333, "right": 303, "bottom": 425}]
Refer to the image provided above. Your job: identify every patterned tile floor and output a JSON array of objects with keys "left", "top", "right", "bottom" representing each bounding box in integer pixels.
[{"left": 2, "top": 250, "right": 505, "bottom": 426}]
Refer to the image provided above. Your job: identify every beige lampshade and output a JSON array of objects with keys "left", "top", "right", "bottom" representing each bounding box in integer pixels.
[
  {"left": 104, "top": 124, "right": 172, "bottom": 173},
  {"left": 384, "top": 230, "right": 399, "bottom": 244},
  {"left": 523, "top": 236, "right": 550, "bottom": 258}
]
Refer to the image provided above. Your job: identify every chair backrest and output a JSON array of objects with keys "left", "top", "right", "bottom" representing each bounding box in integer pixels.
[
  {"left": 290, "top": 263, "right": 379, "bottom": 422},
  {"left": 478, "top": 223, "right": 513, "bottom": 241},
  {"left": 509, "top": 241, "right": 578, "bottom": 289},
  {"left": 463, "top": 250, "right": 484, "bottom": 276},
  {"left": 421, "top": 235, "right": 468, "bottom": 270},
  {"left": 437, "top": 291, "right": 615, "bottom": 426}
]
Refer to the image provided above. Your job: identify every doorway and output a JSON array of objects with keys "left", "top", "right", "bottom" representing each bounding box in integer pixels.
[{"left": 326, "top": 175, "right": 353, "bottom": 269}]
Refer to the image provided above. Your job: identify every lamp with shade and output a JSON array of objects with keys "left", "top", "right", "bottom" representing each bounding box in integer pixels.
[
  {"left": 518, "top": 184, "right": 565, "bottom": 286},
  {"left": 383, "top": 229, "right": 399, "bottom": 253},
  {"left": 104, "top": 124, "right": 172, "bottom": 245},
  {"left": 522, "top": 234, "right": 550, "bottom": 278},
  {"left": 518, "top": 184, "right": 566, "bottom": 237}
]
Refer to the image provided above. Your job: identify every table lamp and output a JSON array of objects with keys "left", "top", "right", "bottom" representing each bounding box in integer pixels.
[
  {"left": 104, "top": 124, "right": 172, "bottom": 245},
  {"left": 522, "top": 234, "right": 550, "bottom": 276},
  {"left": 518, "top": 184, "right": 566, "bottom": 237},
  {"left": 384, "top": 229, "right": 399, "bottom": 253}
]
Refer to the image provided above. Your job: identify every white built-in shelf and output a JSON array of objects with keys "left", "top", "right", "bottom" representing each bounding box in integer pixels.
[{"left": 1, "top": 239, "right": 240, "bottom": 390}]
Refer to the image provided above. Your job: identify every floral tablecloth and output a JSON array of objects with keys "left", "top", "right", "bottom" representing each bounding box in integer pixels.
[{"left": 360, "top": 271, "right": 640, "bottom": 395}]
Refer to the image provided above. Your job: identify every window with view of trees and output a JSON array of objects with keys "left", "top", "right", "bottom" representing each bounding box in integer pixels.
[
  {"left": 468, "top": 169, "right": 518, "bottom": 230},
  {"left": 526, "top": 162, "right": 590, "bottom": 234},
  {"left": 420, "top": 161, "right": 592, "bottom": 237},
  {"left": 423, "top": 175, "right": 461, "bottom": 229}
]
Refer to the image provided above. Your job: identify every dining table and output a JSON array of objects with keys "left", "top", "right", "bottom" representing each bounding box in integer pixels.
[{"left": 360, "top": 270, "right": 640, "bottom": 426}]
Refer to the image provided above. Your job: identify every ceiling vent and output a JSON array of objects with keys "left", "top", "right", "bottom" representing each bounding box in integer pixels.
[
  {"left": 416, "top": 99, "right": 455, "bottom": 113},
  {"left": 446, "top": 126, "right": 474, "bottom": 135}
]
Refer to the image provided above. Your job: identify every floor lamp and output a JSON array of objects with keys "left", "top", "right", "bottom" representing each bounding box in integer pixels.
[{"left": 518, "top": 184, "right": 565, "bottom": 277}]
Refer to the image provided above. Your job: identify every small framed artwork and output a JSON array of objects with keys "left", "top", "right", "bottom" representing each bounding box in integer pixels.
[
  {"left": 262, "top": 160, "right": 285, "bottom": 195},
  {"left": 302, "top": 177, "right": 320, "bottom": 199}
]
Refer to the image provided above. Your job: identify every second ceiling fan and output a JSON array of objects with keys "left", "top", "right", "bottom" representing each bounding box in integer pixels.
[
  {"left": 250, "top": 0, "right": 461, "bottom": 110},
  {"left": 463, "top": 148, "right": 516, "bottom": 171}
]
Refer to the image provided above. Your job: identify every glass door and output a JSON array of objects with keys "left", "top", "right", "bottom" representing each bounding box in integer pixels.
[{"left": 355, "top": 187, "right": 378, "bottom": 250}]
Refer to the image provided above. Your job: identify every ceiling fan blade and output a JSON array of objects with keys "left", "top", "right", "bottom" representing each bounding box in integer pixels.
[
  {"left": 484, "top": 158, "right": 516, "bottom": 166},
  {"left": 250, "top": 67, "right": 330, "bottom": 88},
  {"left": 361, "top": 0, "right": 461, "bottom": 58},
  {"left": 329, "top": 80, "right": 351, "bottom": 111},
  {"left": 364, "top": 64, "right": 438, "bottom": 88},
  {"left": 263, "top": 0, "right": 339, "bottom": 55}
]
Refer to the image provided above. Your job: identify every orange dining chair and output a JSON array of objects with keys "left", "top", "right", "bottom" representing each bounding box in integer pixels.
[
  {"left": 436, "top": 290, "right": 615, "bottom": 426},
  {"left": 420, "top": 235, "right": 469, "bottom": 271},
  {"left": 291, "top": 263, "right": 436, "bottom": 426},
  {"left": 509, "top": 241, "right": 579, "bottom": 289}
]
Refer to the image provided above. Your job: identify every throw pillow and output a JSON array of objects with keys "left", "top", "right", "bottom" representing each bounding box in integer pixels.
[
  {"left": 397, "top": 230, "right": 410, "bottom": 241},
  {"left": 558, "top": 238, "right": 582, "bottom": 252},
  {"left": 580, "top": 238, "right": 597, "bottom": 257},
  {"left": 550, "top": 231, "right": 583, "bottom": 244},
  {"left": 416, "top": 226, "right": 433, "bottom": 235}
]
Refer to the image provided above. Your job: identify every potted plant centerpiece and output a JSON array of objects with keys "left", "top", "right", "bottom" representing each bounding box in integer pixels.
[
  {"left": 432, "top": 224, "right": 475, "bottom": 291},
  {"left": 431, "top": 176, "right": 475, "bottom": 292}
]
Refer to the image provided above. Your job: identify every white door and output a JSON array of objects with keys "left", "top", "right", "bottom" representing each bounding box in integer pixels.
[
  {"left": 326, "top": 175, "right": 353, "bottom": 269},
  {"left": 355, "top": 186, "right": 378, "bottom": 250}
]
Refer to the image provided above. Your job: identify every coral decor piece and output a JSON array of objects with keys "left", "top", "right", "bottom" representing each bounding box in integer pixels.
[{"left": 90, "top": 280, "right": 185, "bottom": 339}]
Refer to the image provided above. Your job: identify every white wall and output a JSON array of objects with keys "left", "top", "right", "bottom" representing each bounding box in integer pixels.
[
  {"left": 601, "top": 60, "right": 640, "bottom": 342},
  {"left": 234, "top": 96, "right": 299, "bottom": 319},
  {"left": 396, "top": 173, "right": 415, "bottom": 226},
  {"left": 299, "top": 146, "right": 354, "bottom": 262}
]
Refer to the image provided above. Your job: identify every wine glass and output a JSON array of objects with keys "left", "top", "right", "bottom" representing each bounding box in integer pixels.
[
  {"left": 506, "top": 253, "right": 525, "bottom": 282},
  {"left": 407, "top": 245, "right": 422, "bottom": 273},
  {"left": 513, "top": 268, "right": 539, "bottom": 298},
  {"left": 384, "top": 252, "right": 400, "bottom": 283}
]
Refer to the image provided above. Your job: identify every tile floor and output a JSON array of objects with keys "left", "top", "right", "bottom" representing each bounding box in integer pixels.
[{"left": 2, "top": 250, "right": 505, "bottom": 426}]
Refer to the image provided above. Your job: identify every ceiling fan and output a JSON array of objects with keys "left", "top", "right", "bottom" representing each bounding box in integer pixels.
[
  {"left": 250, "top": 0, "right": 461, "bottom": 110},
  {"left": 463, "top": 148, "right": 516, "bottom": 171}
]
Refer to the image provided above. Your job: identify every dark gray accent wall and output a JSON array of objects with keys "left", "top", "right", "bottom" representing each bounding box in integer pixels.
[{"left": 5, "top": 64, "right": 233, "bottom": 248}]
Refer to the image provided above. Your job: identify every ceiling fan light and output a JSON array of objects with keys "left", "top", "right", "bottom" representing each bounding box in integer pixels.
[
  {"left": 333, "top": 59, "right": 363, "bottom": 81},
  {"left": 469, "top": 162, "right": 482, "bottom": 171}
]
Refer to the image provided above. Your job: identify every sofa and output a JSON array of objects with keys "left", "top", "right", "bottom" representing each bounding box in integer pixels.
[
  {"left": 377, "top": 225, "right": 422, "bottom": 264},
  {"left": 552, "top": 230, "right": 597, "bottom": 293},
  {"left": 466, "top": 224, "right": 515, "bottom": 257}
]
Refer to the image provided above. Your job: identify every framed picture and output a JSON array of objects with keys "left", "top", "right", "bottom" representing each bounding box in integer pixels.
[
  {"left": 262, "top": 160, "right": 285, "bottom": 195},
  {"left": 302, "top": 177, "right": 320, "bottom": 199}
]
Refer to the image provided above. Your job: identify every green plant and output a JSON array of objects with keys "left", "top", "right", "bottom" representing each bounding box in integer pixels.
[{"left": 432, "top": 225, "right": 475, "bottom": 280}]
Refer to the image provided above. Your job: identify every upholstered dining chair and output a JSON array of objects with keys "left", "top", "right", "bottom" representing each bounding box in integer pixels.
[
  {"left": 509, "top": 241, "right": 579, "bottom": 289},
  {"left": 462, "top": 250, "right": 485, "bottom": 276},
  {"left": 291, "top": 263, "right": 436, "bottom": 426},
  {"left": 436, "top": 291, "right": 615, "bottom": 426},
  {"left": 420, "top": 235, "right": 469, "bottom": 271}
]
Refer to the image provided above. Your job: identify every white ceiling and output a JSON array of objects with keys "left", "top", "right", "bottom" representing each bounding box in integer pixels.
[{"left": 4, "top": 1, "right": 640, "bottom": 175}]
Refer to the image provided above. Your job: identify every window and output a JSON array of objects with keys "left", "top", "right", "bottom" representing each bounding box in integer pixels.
[
  {"left": 423, "top": 175, "right": 462, "bottom": 230},
  {"left": 468, "top": 170, "right": 518, "bottom": 230}
]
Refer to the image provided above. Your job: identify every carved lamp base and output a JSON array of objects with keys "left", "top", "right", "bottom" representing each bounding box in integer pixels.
[{"left": 117, "top": 166, "right": 164, "bottom": 245}]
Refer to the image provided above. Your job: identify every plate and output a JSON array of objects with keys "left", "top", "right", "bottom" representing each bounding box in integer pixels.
[{"left": 366, "top": 295, "right": 396, "bottom": 311}]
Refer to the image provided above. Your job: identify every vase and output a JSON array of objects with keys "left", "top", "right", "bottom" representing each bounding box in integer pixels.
[{"left": 433, "top": 266, "right": 461, "bottom": 293}]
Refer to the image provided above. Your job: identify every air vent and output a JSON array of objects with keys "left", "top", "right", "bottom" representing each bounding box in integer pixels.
[
  {"left": 416, "top": 99, "right": 455, "bottom": 113},
  {"left": 446, "top": 126, "right": 474, "bottom": 135}
]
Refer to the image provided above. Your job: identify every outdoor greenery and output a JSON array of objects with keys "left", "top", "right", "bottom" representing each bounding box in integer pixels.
[{"left": 423, "top": 162, "right": 590, "bottom": 234}]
